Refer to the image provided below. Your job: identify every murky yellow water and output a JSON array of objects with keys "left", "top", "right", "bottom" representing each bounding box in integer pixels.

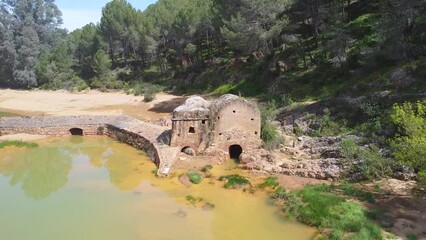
[{"left": 0, "top": 137, "right": 315, "bottom": 240}]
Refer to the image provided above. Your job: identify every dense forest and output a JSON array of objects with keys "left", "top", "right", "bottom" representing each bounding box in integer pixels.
[{"left": 0, "top": 0, "right": 424, "bottom": 97}]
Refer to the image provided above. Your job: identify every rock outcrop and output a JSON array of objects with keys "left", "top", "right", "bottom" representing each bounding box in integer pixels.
[{"left": 239, "top": 148, "right": 345, "bottom": 180}]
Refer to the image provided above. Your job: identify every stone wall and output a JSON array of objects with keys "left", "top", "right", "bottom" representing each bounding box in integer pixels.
[
  {"left": 0, "top": 115, "right": 179, "bottom": 176},
  {"left": 170, "top": 119, "right": 210, "bottom": 152},
  {"left": 169, "top": 94, "right": 262, "bottom": 158},
  {"left": 211, "top": 100, "right": 261, "bottom": 152},
  {"left": 106, "top": 124, "right": 161, "bottom": 165},
  {"left": 212, "top": 128, "right": 261, "bottom": 153},
  {"left": 0, "top": 125, "right": 104, "bottom": 136}
]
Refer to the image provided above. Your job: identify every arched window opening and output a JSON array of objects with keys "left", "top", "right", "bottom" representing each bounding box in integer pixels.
[{"left": 229, "top": 145, "right": 243, "bottom": 160}]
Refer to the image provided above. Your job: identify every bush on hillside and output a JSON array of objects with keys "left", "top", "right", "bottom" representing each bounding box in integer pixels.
[
  {"left": 390, "top": 101, "right": 426, "bottom": 172},
  {"left": 309, "top": 108, "right": 348, "bottom": 137},
  {"left": 341, "top": 139, "right": 392, "bottom": 180},
  {"left": 260, "top": 100, "right": 284, "bottom": 150}
]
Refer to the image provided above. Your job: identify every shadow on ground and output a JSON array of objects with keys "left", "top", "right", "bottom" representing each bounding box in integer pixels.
[{"left": 148, "top": 97, "right": 187, "bottom": 113}]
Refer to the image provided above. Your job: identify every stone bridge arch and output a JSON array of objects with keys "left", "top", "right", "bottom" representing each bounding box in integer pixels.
[{"left": 69, "top": 128, "right": 83, "bottom": 136}]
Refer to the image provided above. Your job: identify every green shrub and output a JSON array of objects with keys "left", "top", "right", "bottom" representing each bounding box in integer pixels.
[
  {"left": 90, "top": 77, "right": 103, "bottom": 89},
  {"left": 337, "top": 183, "right": 375, "bottom": 203},
  {"left": 186, "top": 194, "right": 203, "bottom": 205},
  {"left": 125, "top": 82, "right": 163, "bottom": 101},
  {"left": 340, "top": 139, "right": 360, "bottom": 160},
  {"left": 272, "top": 187, "right": 301, "bottom": 218},
  {"left": 418, "top": 170, "right": 426, "bottom": 187},
  {"left": 276, "top": 185, "right": 383, "bottom": 240},
  {"left": 293, "top": 125, "right": 304, "bottom": 136},
  {"left": 341, "top": 139, "right": 392, "bottom": 180},
  {"left": 77, "top": 81, "right": 89, "bottom": 92},
  {"left": 261, "top": 120, "right": 278, "bottom": 142},
  {"left": 258, "top": 176, "right": 279, "bottom": 189},
  {"left": 219, "top": 175, "right": 251, "bottom": 189},
  {"left": 105, "top": 79, "right": 124, "bottom": 89},
  {"left": 310, "top": 108, "right": 347, "bottom": 137},
  {"left": 272, "top": 187, "right": 290, "bottom": 200},
  {"left": 262, "top": 133, "right": 285, "bottom": 150},
  {"left": 201, "top": 165, "right": 213, "bottom": 173},
  {"left": 407, "top": 233, "right": 418, "bottom": 240},
  {"left": 187, "top": 172, "right": 202, "bottom": 184},
  {"left": 143, "top": 92, "right": 155, "bottom": 102},
  {"left": 0, "top": 141, "right": 39, "bottom": 149},
  {"left": 390, "top": 101, "right": 426, "bottom": 171},
  {"left": 260, "top": 100, "right": 284, "bottom": 150}
]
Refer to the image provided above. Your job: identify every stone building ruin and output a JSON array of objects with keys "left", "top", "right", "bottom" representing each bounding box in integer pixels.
[{"left": 170, "top": 94, "right": 261, "bottom": 159}]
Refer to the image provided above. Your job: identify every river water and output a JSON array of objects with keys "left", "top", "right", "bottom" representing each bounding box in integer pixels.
[{"left": 0, "top": 136, "right": 316, "bottom": 240}]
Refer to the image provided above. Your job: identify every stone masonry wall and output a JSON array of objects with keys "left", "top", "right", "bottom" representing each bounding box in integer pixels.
[
  {"left": 0, "top": 115, "right": 179, "bottom": 176},
  {"left": 211, "top": 101, "right": 261, "bottom": 152},
  {"left": 0, "top": 125, "right": 105, "bottom": 136},
  {"left": 170, "top": 119, "right": 210, "bottom": 152},
  {"left": 106, "top": 124, "right": 160, "bottom": 165}
]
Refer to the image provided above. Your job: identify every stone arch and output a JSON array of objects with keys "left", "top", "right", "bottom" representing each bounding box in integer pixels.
[
  {"left": 181, "top": 146, "right": 195, "bottom": 156},
  {"left": 229, "top": 144, "right": 242, "bottom": 160},
  {"left": 69, "top": 128, "right": 83, "bottom": 136}
]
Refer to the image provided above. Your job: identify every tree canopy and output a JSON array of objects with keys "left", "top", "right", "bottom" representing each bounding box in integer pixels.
[{"left": 0, "top": 0, "right": 424, "bottom": 96}]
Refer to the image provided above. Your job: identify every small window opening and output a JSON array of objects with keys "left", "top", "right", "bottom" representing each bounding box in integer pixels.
[
  {"left": 218, "top": 116, "right": 220, "bottom": 120},
  {"left": 219, "top": 133, "right": 223, "bottom": 136},
  {"left": 202, "top": 120, "right": 206, "bottom": 124},
  {"left": 233, "top": 110, "right": 236, "bottom": 113},
  {"left": 251, "top": 118, "right": 255, "bottom": 121},
  {"left": 189, "top": 127, "right": 195, "bottom": 133},
  {"left": 255, "top": 131, "right": 258, "bottom": 135}
]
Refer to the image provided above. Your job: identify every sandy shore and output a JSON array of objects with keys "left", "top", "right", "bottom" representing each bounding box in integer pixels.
[{"left": 0, "top": 89, "right": 185, "bottom": 121}]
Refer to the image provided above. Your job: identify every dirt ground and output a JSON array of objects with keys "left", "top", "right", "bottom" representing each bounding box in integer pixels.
[
  {"left": 0, "top": 89, "right": 186, "bottom": 122},
  {"left": 364, "top": 179, "right": 426, "bottom": 240}
]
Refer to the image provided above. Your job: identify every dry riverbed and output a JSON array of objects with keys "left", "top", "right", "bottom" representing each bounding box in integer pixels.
[{"left": 0, "top": 89, "right": 185, "bottom": 122}]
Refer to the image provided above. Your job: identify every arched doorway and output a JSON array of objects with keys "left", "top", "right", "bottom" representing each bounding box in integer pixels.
[
  {"left": 69, "top": 128, "right": 83, "bottom": 136},
  {"left": 181, "top": 146, "right": 195, "bottom": 156},
  {"left": 229, "top": 145, "right": 242, "bottom": 160}
]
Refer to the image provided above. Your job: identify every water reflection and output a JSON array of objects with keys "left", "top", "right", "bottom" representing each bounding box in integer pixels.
[
  {"left": 0, "top": 146, "right": 72, "bottom": 200},
  {"left": 0, "top": 137, "right": 316, "bottom": 240},
  {"left": 0, "top": 137, "right": 147, "bottom": 199},
  {"left": 104, "top": 151, "right": 146, "bottom": 190},
  {"left": 71, "top": 136, "right": 147, "bottom": 190}
]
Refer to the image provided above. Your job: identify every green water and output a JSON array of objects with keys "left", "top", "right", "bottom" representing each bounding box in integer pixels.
[
  {"left": 0, "top": 111, "right": 20, "bottom": 117},
  {"left": 0, "top": 137, "right": 315, "bottom": 240}
]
